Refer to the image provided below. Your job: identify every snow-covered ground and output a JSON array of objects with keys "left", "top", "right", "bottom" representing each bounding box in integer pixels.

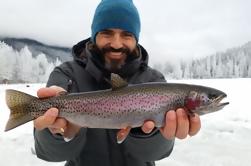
[
  {"left": 0, "top": 84, "right": 64, "bottom": 166},
  {"left": 0, "top": 79, "right": 250, "bottom": 166}
]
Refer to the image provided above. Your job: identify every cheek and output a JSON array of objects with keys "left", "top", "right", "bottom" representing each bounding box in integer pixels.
[
  {"left": 95, "top": 39, "right": 108, "bottom": 49},
  {"left": 129, "top": 42, "right": 137, "bottom": 51},
  {"left": 123, "top": 38, "right": 136, "bottom": 50},
  {"left": 95, "top": 34, "right": 111, "bottom": 48}
]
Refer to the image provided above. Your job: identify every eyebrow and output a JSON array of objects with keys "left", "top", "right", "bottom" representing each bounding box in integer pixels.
[
  {"left": 99, "top": 29, "right": 113, "bottom": 33},
  {"left": 122, "top": 31, "right": 133, "bottom": 35}
]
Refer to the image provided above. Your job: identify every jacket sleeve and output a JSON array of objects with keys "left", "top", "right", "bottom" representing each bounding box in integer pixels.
[
  {"left": 34, "top": 128, "right": 87, "bottom": 161},
  {"left": 124, "top": 68, "right": 175, "bottom": 161},
  {"left": 34, "top": 63, "right": 87, "bottom": 161},
  {"left": 124, "top": 131, "right": 174, "bottom": 161}
]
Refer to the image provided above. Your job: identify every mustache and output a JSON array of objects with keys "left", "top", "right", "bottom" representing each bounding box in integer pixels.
[
  {"left": 101, "top": 46, "right": 130, "bottom": 54},
  {"left": 89, "top": 43, "right": 139, "bottom": 63}
]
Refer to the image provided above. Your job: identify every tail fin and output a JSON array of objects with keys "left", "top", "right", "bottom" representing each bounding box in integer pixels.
[{"left": 5, "top": 89, "right": 38, "bottom": 131}]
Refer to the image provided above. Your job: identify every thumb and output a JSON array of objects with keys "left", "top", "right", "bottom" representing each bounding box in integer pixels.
[{"left": 34, "top": 108, "right": 59, "bottom": 130}]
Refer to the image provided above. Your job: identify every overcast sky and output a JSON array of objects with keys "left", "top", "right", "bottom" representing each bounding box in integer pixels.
[{"left": 0, "top": 0, "right": 250, "bottom": 64}]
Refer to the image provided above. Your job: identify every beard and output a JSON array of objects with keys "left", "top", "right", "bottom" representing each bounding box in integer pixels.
[{"left": 89, "top": 43, "right": 139, "bottom": 73}]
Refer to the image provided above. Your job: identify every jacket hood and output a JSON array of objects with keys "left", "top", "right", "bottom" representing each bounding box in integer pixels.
[{"left": 71, "top": 38, "right": 149, "bottom": 81}]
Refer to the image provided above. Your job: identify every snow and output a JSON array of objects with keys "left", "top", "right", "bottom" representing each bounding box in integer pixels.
[
  {"left": 0, "top": 42, "right": 61, "bottom": 83},
  {"left": 0, "top": 79, "right": 251, "bottom": 166},
  {"left": 0, "top": 84, "right": 63, "bottom": 166},
  {"left": 1, "top": 0, "right": 251, "bottom": 62}
]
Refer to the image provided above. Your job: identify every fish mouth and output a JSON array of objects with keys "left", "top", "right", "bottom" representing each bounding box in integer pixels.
[
  {"left": 194, "top": 93, "right": 229, "bottom": 116},
  {"left": 213, "top": 94, "right": 229, "bottom": 107}
]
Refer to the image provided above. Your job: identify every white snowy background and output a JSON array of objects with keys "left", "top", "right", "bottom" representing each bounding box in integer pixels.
[
  {"left": 0, "top": 78, "right": 251, "bottom": 166},
  {"left": 0, "top": 0, "right": 251, "bottom": 165},
  {"left": 0, "top": 0, "right": 251, "bottom": 64}
]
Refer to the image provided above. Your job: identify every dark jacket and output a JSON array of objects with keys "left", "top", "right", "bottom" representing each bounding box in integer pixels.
[{"left": 34, "top": 38, "right": 175, "bottom": 166}]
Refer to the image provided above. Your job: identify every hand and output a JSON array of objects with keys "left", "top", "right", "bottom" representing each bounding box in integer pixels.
[
  {"left": 141, "top": 108, "right": 201, "bottom": 139},
  {"left": 33, "top": 86, "right": 81, "bottom": 139}
]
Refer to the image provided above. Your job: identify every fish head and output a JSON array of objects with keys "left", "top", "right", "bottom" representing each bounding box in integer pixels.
[{"left": 184, "top": 86, "right": 229, "bottom": 115}]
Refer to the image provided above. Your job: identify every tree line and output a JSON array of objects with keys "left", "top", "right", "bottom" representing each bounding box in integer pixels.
[{"left": 154, "top": 41, "right": 251, "bottom": 79}]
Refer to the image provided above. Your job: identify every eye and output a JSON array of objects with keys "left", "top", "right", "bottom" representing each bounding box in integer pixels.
[
  {"left": 98, "top": 30, "right": 113, "bottom": 37},
  {"left": 122, "top": 31, "right": 134, "bottom": 38}
]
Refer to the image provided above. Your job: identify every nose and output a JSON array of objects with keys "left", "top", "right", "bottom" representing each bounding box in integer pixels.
[{"left": 110, "top": 33, "right": 123, "bottom": 49}]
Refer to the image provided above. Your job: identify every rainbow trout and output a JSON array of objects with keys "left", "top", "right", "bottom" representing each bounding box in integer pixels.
[{"left": 5, "top": 74, "right": 229, "bottom": 140}]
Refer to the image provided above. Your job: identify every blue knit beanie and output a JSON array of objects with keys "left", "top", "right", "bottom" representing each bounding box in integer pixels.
[{"left": 91, "top": 0, "right": 141, "bottom": 42}]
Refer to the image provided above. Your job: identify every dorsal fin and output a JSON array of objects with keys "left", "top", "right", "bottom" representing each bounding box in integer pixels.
[{"left": 111, "top": 73, "right": 128, "bottom": 90}]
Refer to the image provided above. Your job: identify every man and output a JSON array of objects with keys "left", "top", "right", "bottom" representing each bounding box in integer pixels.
[{"left": 33, "top": 0, "right": 201, "bottom": 166}]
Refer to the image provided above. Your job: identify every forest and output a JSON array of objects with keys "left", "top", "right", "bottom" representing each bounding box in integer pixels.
[
  {"left": 154, "top": 41, "right": 251, "bottom": 79},
  {"left": 0, "top": 40, "right": 250, "bottom": 83}
]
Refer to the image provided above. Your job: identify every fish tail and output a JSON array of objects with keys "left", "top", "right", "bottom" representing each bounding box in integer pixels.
[{"left": 5, "top": 89, "right": 37, "bottom": 131}]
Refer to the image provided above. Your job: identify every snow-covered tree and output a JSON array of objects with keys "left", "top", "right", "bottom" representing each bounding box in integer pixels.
[{"left": 0, "top": 43, "right": 62, "bottom": 83}]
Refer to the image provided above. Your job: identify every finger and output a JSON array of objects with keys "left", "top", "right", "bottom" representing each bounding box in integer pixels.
[
  {"left": 141, "top": 120, "right": 155, "bottom": 134},
  {"left": 48, "top": 118, "right": 67, "bottom": 135},
  {"left": 33, "top": 108, "right": 59, "bottom": 130},
  {"left": 48, "top": 127, "right": 63, "bottom": 134},
  {"left": 37, "top": 87, "right": 57, "bottom": 98},
  {"left": 176, "top": 108, "right": 189, "bottom": 139},
  {"left": 117, "top": 127, "right": 131, "bottom": 144},
  {"left": 188, "top": 113, "right": 201, "bottom": 136},
  {"left": 160, "top": 110, "right": 176, "bottom": 140},
  {"left": 49, "top": 118, "right": 68, "bottom": 130},
  {"left": 48, "top": 127, "right": 65, "bottom": 135},
  {"left": 64, "top": 122, "right": 82, "bottom": 139},
  {"left": 37, "top": 86, "right": 66, "bottom": 99}
]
